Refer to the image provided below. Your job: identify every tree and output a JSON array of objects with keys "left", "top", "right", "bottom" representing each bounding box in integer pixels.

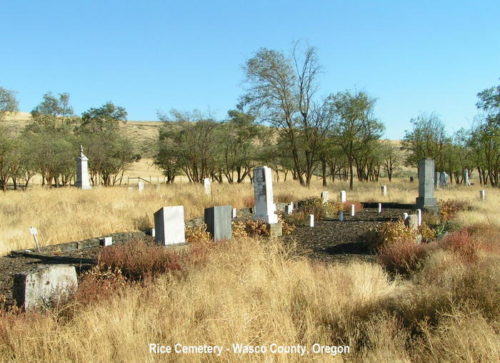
[
  {"left": 155, "top": 110, "right": 219, "bottom": 183},
  {"left": 380, "top": 141, "right": 402, "bottom": 182},
  {"left": 330, "top": 91, "right": 384, "bottom": 190},
  {"left": 402, "top": 114, "right": 450, "bottom": 170},
  {"left": 77, "top": 103, "right": 136, "bottom": 186},
  {"left": 241, "top": 45, "right": 331, "bottom": 186}
]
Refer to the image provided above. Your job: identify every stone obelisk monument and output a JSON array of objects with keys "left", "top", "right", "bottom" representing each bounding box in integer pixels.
[{"left": 75, "top": 145, "right": 92, "bottom": 190}]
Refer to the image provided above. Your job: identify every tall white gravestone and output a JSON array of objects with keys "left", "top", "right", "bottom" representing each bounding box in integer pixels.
[
  {"left": 75, "top": 146, "right": 91, "bottom": 190},
  {"left": 253, "top": 166, "right": 278, "bottom": 224},
  {"left": 203, "top": 178, "right": 211, "bottom": 195},
  {"left": 340, "top": 190, "right": 347, "bottom": 203}
]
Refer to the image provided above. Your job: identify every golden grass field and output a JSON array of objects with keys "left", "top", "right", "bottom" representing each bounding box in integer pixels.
[
  {"left": 0, "top": 160, "right": 498, "bottom": 361},
  {"left": 0, "top": 161, "right": 498, "bottom": 256}
]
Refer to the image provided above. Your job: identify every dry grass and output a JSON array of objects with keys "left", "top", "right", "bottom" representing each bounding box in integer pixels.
[
  {"left": 1, "top": 175, "right": 498, "bottom": 255},
  {"left": 1, "top": 234, "right": 498, "bottom": 362}
]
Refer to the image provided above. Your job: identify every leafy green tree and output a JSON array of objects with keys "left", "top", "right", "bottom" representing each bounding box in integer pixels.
[
  {"left": 77, "top": 103, "right": 136, "bottom": 186},
  {"left": 330, "top": 91, "right": 384, "bottom": 190},
  {"left": 0, "top": 87, "right": 18, "bottom": 121},
  {"left": 402, "top": 113, "right": 450, "bottom": 170}
]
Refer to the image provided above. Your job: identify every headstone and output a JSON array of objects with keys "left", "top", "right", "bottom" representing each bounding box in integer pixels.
[
  {"left": 253, "top": 166, "right": 278, "bottom": 224},
  {"left": 13, "top": 265, "right": 77, "bottom": 310},
  {"left": 464, "top": 169, "right": 471, "bottom": 186},
  {"left": 154, "top": 206, "right": 186, "bottom": 245},
  {"left": 378, "top": 203, "right": 382, "bottom": 213},
  {"left": 340, "top": 190, "right": 347, "bottom": 203},
  {"left": 100, "top": 236, "right": 112, "bottom": 246},
  {"left": 268, "top": 223, "right": 283, "bottom": 237},
  {"left": 381, "top": 185, "right": 387, "bottom": 196},
  {"left": 309, "top": 214, "right": 314, "bottom": 227},
  {"left": 151, "top": 228, "right": 156, "bottom": 237},
  {"left": 203, "top": 178, "right": 211, "bottom": 195},
  {"left": 434, "top": 172, "right": 440, "bottom": 189},
  {"left": 351, "top": 204, "right": 355, "bottom": 217},
  {"left": 480, "top": 190, "right": 486, "bottom": 201},
  {"left": 339, "top": 211, "right": 344, "bottom": 222},
  {"left": 403, "top": 212, "right": 409, "bottom": 220},
  {"left": 416, "top": 159, "right": 437, "bottom": 211},
  {"left": 285, "top": 204, "right": 293, "bottom": 215},
  {"left": 417, "top": 209, "right": 422, "bottom": 226},
  {"left": 321, "top": 191, "right": 329, "bottom": 204},
  {"left": 232, "top": 208, "right": 237, "bottom": 218},
  {"left": 405, "top": 214, "right": 418, "bottom": 231},
  {"left": 75, "top": 145, "right": 91, "bottom": 190},
  {"left": 138, "top": 181, "right": 144, "bottom": 192},
  {"left": 204, "top": 205, "right": 232, "bottom": 241},
  {"left": 439, "top": 172, "right": 449, "bottom": 187}
]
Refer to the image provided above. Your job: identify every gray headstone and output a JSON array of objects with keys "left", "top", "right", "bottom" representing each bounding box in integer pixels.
[
  {"left": 321, "top": 191, "right": 329, "bottom": 203},
  {"left": 154, "top": 206, "right": 186, "bottom": 245},
  {"left": 464, "top": 169, "right": 471, "bottom": 186},
  {"left": 204, "top": 205, "right": 232, "bottom": 241},
  {"left": 14, "top": 265, "right": 77, "bottom": 310},
  {"left": 381, "top": 185, "right": 387, "bottom": 196},
  {"left": 253, "top": 166, "right": 278, "bottom": 224},
  {"left": 416, "top": 159, "right": 437, "bottom": 210},
  {"left": 439, "top": 172, "right": 449, "bottom": 187},
  {"left": 434, "top": 172, "right": 440, "bottom": 189},
  {"left": 75, "top": 146, "right": 91, "bottom": 190},
  {"left": 480, "top": 190, "right": 486, "bottom": 201}
]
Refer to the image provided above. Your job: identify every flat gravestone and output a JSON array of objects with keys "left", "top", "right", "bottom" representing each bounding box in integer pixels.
[
  {"left": 14, "top": 265, "right": 77, "bottom": 310},
  {"left": 204, "top": 205, "right": 232, "bottom": 241},
  {"left": 154, "top": 206, "right": 186, "bottom": 245},
  {"left": 416, "top": 159, "right": 437, "bottom": 211}
]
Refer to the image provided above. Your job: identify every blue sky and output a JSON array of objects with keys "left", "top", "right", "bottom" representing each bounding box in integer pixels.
[{"left": 1, "top": 0, "right": 498, "bottom": 139}]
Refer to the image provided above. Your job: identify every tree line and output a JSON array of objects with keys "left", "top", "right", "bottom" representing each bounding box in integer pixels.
[
  {"left": 0, "top": 92, "right": 138, "bottom": 190},
  {"left": 1, "top": 46, "right": 498, "bottom": 190}
]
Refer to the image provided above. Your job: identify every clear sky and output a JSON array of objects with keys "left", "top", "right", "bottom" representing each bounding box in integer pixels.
[{"left": 1, "top": 0, "right": 498, "bottom": 139}]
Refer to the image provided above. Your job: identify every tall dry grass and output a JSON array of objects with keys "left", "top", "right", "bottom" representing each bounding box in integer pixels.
[
  {"left": 1, "top": 175, "right": 497, "bottom": 255},
  {"left": 1, "top": 235, "right": 498, "bottom": 362}
]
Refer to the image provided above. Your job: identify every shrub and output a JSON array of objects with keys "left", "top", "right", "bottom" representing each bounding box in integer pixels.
[
  {"left": 367, "top": 220, "right": 418, "bottom": 250},
  {"left": 97, "top": 239, "right": 195, "bottom": 281},
  {"left": 441, "top": 229, "right": 478, "bottom": 263},
  {"left": 418, "top": 223, "right": 436, "bottom": 242},
  {"left": 378, "top": 240, "right": 431, "bottom": 274},
  {"left": 186, "top": 224, "right": 211, "bottom": 244},
  {"left": 74, "top": 266, "right": 128, "bottom": 306},
  {"left": 439, "top": 200, "right": 471, "bottom": 222}
]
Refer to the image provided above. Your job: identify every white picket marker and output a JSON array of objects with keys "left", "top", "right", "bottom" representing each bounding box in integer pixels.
[
  {"left": 29, "top": 226, "right": 40, "bottom": 252},
  {"left": 351, "top": 204, "right": 355, "bottom": 217},
  {"left": 417, "top": 209, "right": 422, "bottom": 226},
  {"left": 309, "top": 214, "right": 314, "bottom": 227},
  {"left": 378, "top": 203, "right": 382, "bottom": 213}
]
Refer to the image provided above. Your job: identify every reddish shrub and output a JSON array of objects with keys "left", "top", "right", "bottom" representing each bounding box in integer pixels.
[
  {"left": 74, "top": 267, "right": 128, "bottom": 306},
  {"left": 377, "top": 240, "right": 432, "bottom": 274},
  {"left": 98, "top": 240, "right": 192, "bottom": 281},
  {"left": 441, "top": 229, "right": 479, "bottom": 263}
]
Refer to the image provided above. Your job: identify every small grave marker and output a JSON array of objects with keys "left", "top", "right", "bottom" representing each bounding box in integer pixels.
[
  {"left": 480, "top": 190, "right": 486, "bottom": 201},
  {"left": 378, "top": 203, "right": 382, "bottom": 213},
  {"left": 309, "top": 214, "right": 314, "bottom": 227},
  {"left": 321, "top": 191, "right": 329, "bottom": 204},
  {"left": 350, "top": 204, "right": 355, "bottom": 217},
  {"left": 381, "top": 185, "right": 387, "bottom": 196},
  {"left": 340, "top": 190, "right": 347, "bottom": 203}
]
